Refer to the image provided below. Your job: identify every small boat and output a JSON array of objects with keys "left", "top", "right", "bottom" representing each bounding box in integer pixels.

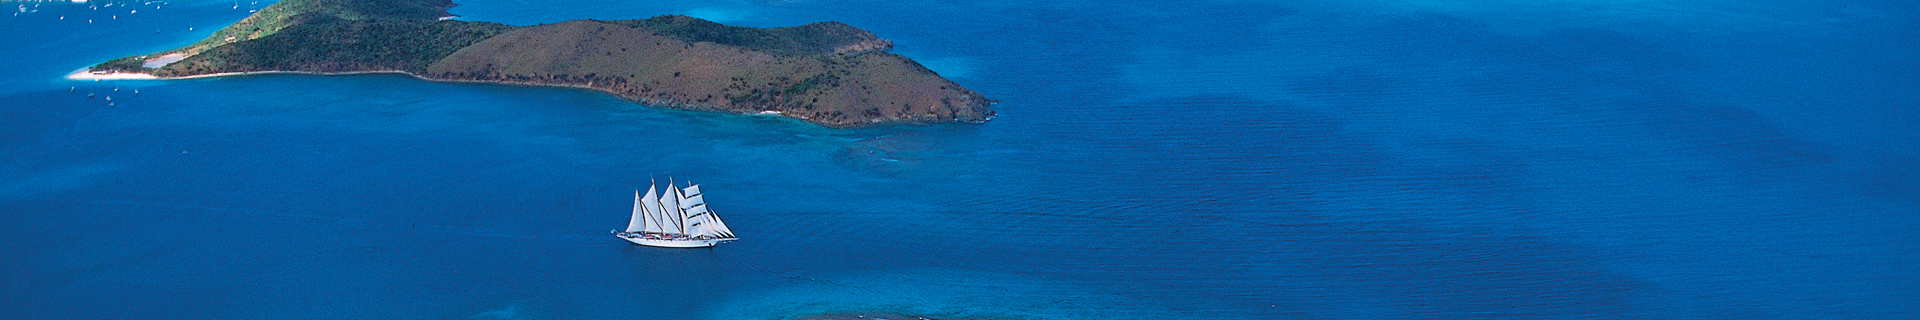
[{"left": 613, "top": 178, "right": 737, "bottom": 248}]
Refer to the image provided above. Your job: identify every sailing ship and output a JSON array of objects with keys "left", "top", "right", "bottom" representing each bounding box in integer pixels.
[{"left": 613, "top": 179, "right": 738, "bottom": 248}]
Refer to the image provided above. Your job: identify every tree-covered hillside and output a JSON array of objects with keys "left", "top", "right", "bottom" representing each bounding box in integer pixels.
[{"left": 84, "top": 0, "right": 992, "bottom": 127}]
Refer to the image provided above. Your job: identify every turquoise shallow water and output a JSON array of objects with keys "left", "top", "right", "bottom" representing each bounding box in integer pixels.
[{"left": 3, "top": 0, "right": 1917, "bottom": 319}]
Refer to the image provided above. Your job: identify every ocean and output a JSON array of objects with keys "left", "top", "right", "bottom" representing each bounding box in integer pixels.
[{"left": 3, "top": 0, "right": 1916, "bottom": 318}]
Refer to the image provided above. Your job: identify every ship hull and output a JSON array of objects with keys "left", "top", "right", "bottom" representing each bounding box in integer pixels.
[{"left": 617, "top": 233, "right": 732, "bottom": 248}]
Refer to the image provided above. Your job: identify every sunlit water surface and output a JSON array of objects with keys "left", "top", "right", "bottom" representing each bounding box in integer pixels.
[{"left": 3, "top": 0, "right": 1916, "bottom": 318}]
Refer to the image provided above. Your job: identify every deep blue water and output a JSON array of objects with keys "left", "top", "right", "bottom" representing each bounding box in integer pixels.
[{"left": 4, "top": 0, "right": 1917, "bottom": 319}]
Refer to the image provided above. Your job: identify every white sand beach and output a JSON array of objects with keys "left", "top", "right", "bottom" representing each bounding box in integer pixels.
[{"left": 65, "top": 68, "right": 158, "bottom": 80}]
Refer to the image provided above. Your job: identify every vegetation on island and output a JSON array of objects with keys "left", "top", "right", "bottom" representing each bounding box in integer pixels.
[
  {"left": 155, "top": 14, "right": 511, "bottom": 76},
  {"left": 87, "top": 0, "right": 991, "bottom": 127},
  {"left": 177, "top": 0, "right": 463, "bottom": 57},
  {"left": 614, "top": 15, "right": 894, "bottom": 56},
  {"left": 424, "top": 19, "right": 987, "bottom": 125}
]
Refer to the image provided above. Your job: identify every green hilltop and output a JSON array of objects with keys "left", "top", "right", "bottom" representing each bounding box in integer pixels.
[{"left": 90, "top": 0, "right": 992, "bottom": 127}]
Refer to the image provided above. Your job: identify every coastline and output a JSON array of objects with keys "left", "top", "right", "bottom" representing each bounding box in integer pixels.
[
  {"left": 71, "top": 0, "right": 992, "bottom": 128},
  {"left": 415, "top": 19, "right": 992, "bottom": 127},
  {"left": 64, "top": 68, "right": 160, "bottom": 80},
  {"left": 72, "top": 69, "right": 418, "bottom": 81},
  {"left": 62, "top": 68, "right": 891, "bottom": 126}
]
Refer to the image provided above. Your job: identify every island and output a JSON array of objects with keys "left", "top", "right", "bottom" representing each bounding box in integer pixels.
[{"left": 83, "top": 0, "right": 994, "bottom": 128}]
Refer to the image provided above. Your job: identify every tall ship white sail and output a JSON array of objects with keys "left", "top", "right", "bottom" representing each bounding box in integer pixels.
[{"left": 613, "top": 178, "right": 737, "bottom": 248}]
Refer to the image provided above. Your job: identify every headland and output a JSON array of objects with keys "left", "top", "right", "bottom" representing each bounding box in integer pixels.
[{"left": 81, "top": 0, "right": 993, "bottom": 128}]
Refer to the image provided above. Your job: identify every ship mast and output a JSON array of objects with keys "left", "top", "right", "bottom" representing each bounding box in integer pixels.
[{"left": 617, "top": 176, "right": 737, "bottom": 247}]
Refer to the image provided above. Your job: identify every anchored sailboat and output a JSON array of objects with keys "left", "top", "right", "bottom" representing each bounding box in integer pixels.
[{"left": 613, "top": 179, "right": 738, "bottom": 248}]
